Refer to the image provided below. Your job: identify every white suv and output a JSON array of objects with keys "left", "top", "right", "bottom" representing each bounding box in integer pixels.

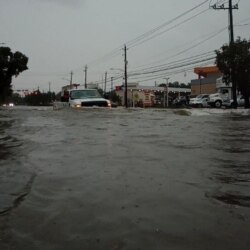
[{"left": 207, "top": 93, "right": 229, "bottom": 108}]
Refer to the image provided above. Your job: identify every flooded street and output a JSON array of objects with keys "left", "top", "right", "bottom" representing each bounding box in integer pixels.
[{"left": 0, "top": 107, "right": 250, "bottom": 250}]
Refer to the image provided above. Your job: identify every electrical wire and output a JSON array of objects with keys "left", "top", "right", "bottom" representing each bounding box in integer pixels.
[
  {"left": 91, "top": 54, "right": 215, "bottom": 87},
  {"left": 128, "top": 56, "right": 215, "bottom": 77},
  {"left": 130, "top": 25, "right": 226, "bottom": 72},
  {"left": 85, "top": 0, "right": 211, "bottom": 67},
  {"left": 129, "top": 60, "right": 214, "bottom": 83},
  {"left": 128, "top": 51, "right": 215, "bottom": 74},
  {"left": 73, "top": 0, "right": 244, "bottom": 86},
  {"left": 128, "top": 8, "right": 209, "bottom": 50},
  {"left": 127, "top": 0, "right": 209, "bottom": 46}
]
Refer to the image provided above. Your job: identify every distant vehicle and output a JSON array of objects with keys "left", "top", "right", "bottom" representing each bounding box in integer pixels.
[
  {"left": 189, "top": 94, "right": 209, "bottom": 108},
  {"left": 207, "top": 93, "right": 229, "bottom": 108},
  {"left": 2, "top": 103, "right": 15, "bottom": 107},
  {"left": 172, "top": 96, "right": 187, "bottom": 106}
]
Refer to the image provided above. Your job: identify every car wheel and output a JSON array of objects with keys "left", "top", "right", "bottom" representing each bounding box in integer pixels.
[{"left": 215, "top": 100, "right": 222, "bottom": 108}]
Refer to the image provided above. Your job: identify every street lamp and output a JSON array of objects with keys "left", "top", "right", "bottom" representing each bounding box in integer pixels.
[{"left": 163, "top": 77, "right": 170, "bottom": 107}]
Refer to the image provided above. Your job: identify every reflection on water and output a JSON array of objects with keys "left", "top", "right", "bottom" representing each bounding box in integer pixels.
[
  {"left": 0, "top": 114, "right": 23, "bottom": 160},
  {"left": 0, "top": 116, "right": 15, "bottom": 159},
  {"left": 206, "top": 115, "right": 250, "bottom": 209},
  {"left": 213, "top": 192, "right": 250, "bottom": 208},
  {"left": 0, "top": 107, "right": 250, "bottom": 250}
]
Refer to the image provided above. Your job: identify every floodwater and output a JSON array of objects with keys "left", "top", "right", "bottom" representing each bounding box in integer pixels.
[{"left": 0, "top": 106, "right": 250, "bottom": 250}]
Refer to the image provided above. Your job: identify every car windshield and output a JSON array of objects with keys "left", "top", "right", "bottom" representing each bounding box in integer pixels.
[
  {"left": 70, "top": 90, "right": 101, "bottom": 99},
  {"left": 196, "top": 95, "right": 207, "bottom": 99}
]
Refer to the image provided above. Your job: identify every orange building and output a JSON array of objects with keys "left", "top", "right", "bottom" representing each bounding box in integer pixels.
[{"left": 190, "top": 66, "right": 222, "bottom": 96}]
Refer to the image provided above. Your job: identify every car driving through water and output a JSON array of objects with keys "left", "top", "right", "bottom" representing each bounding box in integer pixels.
[
  {"left": 53, "top": 87, "right": 112, "bottom": 109},
  {"left": 69, "top": 89, "right": 111, "bottom": 108}
]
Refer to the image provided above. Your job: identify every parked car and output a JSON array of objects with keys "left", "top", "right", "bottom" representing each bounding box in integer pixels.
[
  {"left": 207, "top": 93, "right": 229, "bottom": 108},
  {"left": 222, "top": 95, "right": 246, "bottom": 108},
  {"left": 189, "top": 94, "right": 209, "bottom": 108},
  {"left": 172, "top": 96, "right": 187, "bottom": 106}
]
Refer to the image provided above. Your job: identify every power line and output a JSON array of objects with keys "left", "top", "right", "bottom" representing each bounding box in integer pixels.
[
  {"left": 82, "top": 1, "right": 245, "bottom": 87},
  {"left": 129, "top": 51, "right": 215, "bottom": 75},
  {"left": 128, "top": 8, "right": 209, "bottom": 49},
  {"left": 129, "top": 60, "right": 214, "bottom": 83},
  {"left": 89, "top": 52, "right": 215, "bottom": 87},
  {"left": 85, "top": 0, "right": 211, "bottom": 67},
  {"left": 126, "top": 0, "right": 210, "bottom": 48},
  {"left": 128, "top": 56, "right": 215, "bottom": 77},
  {"left": 131, "top": 25, "right": 226, "bottom": 72}
]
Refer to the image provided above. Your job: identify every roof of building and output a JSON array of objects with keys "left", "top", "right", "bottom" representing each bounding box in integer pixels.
[{"left": 194, "top": 66, "right": 221, "bottom": 77}]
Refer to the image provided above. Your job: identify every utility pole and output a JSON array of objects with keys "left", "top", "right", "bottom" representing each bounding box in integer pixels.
[
  {"left": 163, "top": 77, "right": 170, "bottom": 107},
  {"left": 111, "top": 77, "right": 114, "bottom": 91},
  {"left": 101, "top": 75, "right": 104, "bottom": 91},
  {"left": 110, "top": 77, "right": 114, "bottom": 101},
  {"left": 49, "top": 82, "right": 51, "bottom": 103},
  {"left": 124, "top": 44, "right": 128, "bottom": 108},
  {"left": 70, "top": 71, "right": 73, "bottom": 88},
  {"left": 212, "top": 0, "right": 239, "bottom": 108},
  {"left": 104, "top": 71, "right": 107, "bottom": 93},
  {"left": 84, "top": 65, "right": 88, "bottom": 89}
]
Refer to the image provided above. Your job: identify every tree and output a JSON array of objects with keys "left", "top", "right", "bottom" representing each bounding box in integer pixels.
[
  {"left": 215, "top": 37, "right": 250, "bottom": 108},
  {"left": 158, "top": 83, "right": 166, "bottom": 87},
  {"left": 24, "top": 90, "right": 55, "bottom": 106},
  {"left": 107, "top": 90, "right": 121, "bottom": 105},
  {"left": 0, "top": 47, "right": 28, "bottom": 103}
]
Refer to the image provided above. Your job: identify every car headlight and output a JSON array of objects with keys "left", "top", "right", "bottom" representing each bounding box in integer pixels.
[
  {"left": 75, "top": 104, "right": 81, "bottom": 108},
  {"left": 107, "top": 101, "right": 111, "bottom": 107}
]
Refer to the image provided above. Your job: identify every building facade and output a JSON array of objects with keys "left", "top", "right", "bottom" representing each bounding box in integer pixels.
[
  {"left": 190, "top": 66, "right": 222, "bottom": 96},
  {"left": 115, "top": 83, "right": 191, "bottom": 107}
]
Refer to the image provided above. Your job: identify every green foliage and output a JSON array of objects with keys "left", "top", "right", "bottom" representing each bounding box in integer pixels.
[
  {"left": 0, "top": 47, "right": 28, "bottom": 103},
  {"left": 9, "top": 93, "right": 26, "bottom": 105},
  {"left": 216, "top": 37, "right": 250, "bottom": 107},
  {"left": 24, "top": 90, "right": 55, "bottom": 106},
  {"left": 102, "top": 90, "right": 122, "bottom": 105},
  {"left": 158, "top": 82, "right": 190, "bottom": 88},
  {"left": 158, "top": 83, "right": 166, "bottom": 87},
  {"left": 108, "top": 90, "right": 122, "bottom": 104},
  {"left": 97, "top": 88, "right": 104, "bottom": 97}
]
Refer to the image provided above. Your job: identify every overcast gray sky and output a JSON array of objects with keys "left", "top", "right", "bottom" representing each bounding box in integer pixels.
[{"left": 0, "top": 0, "right": 249, "bottom": 92}]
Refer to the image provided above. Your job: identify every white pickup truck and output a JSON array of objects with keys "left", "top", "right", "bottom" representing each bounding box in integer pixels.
[{"left": 54, "top": 88, "right": 112, "bottom": 109}]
